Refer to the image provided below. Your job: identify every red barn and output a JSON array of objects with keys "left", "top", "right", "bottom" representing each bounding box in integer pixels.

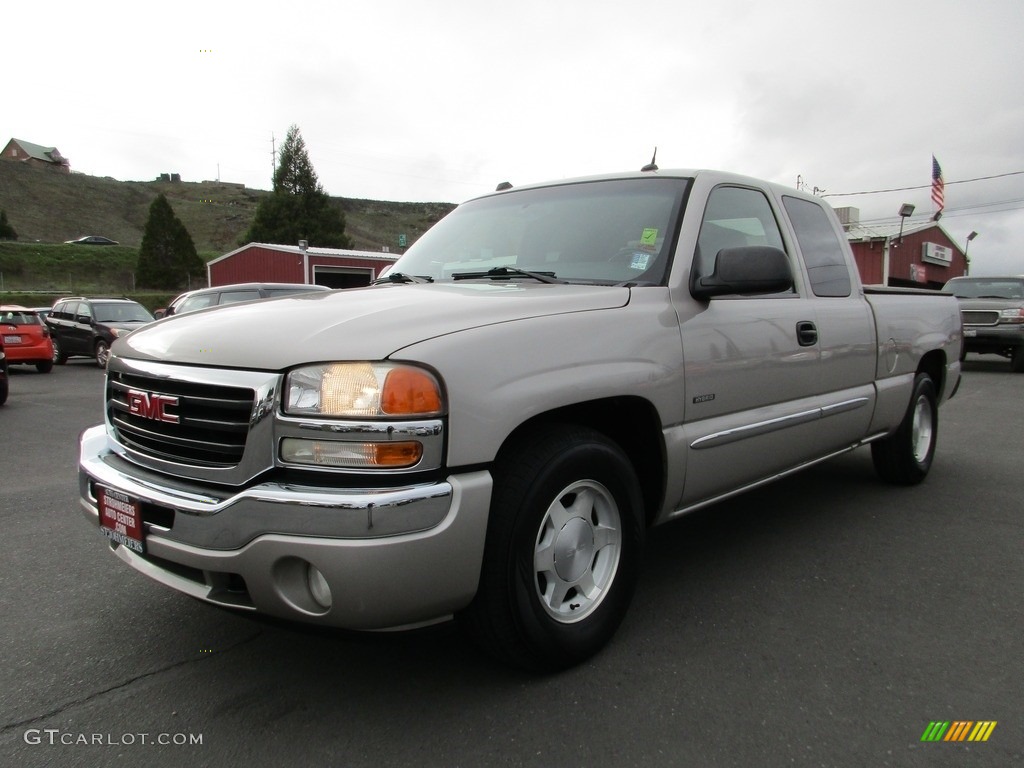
[
  {"left": 843, "top": 218, "right": 968, "bottom": 289},
  {"left": 207, "top": 243, "right": 398, "bottom": 289}
]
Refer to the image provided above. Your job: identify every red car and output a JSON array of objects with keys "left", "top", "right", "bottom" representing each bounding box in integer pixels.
[{"left": 0, "top": 305, "right": 55, "bottom": 373}]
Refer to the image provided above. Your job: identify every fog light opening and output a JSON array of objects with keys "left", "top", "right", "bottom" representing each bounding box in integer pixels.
[{"left": 307, "top": 564, "right": 332, "bottom": 610}]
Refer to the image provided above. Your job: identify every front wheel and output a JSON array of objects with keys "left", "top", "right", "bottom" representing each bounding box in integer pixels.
[
  {"left": 94, "top": 340, "right": 110, "bottom": 368},
  {"left": 1011, "top": 345, "right": 1024, "bottom": 372},
  {"left": 52, "top": 338, "right": 68, "bottom": 365},
  {"left": 871, "top": 373, "right": 938, "bottom": 485},
  {"left": 466, "top": 425, "right": 644, "bottom": 671}
]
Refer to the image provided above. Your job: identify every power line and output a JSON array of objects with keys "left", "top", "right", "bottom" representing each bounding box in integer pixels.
[
  {"left": 856, "top": 195, "right": 1024, "bottom": 224},
  {"left": 823, "top": 170, "right": 1024, "bottom": 198}
]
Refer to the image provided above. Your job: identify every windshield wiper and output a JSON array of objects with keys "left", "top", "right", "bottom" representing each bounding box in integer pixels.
[
  {"left": 451, "top": 266, "right": 562, "bottom": 284},
  {"left": 373, "top": 272, "right": 433, "bottom": 284}
]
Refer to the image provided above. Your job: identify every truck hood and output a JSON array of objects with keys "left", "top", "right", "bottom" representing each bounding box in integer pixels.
[{"left": 118, "top": 282, "right": 630, "bottom": 369}]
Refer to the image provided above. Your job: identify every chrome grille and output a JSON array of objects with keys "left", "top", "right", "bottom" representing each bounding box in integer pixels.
[
  {"left": 107, "top": 370, "right": 255, "bottom": 467},
  {"left": 961, "top": 309, "right": 1000, "bottom": 327}
]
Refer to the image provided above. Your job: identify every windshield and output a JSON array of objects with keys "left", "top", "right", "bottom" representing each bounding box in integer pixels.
[
  {"left": 945, "top": 278, "right": 1024, "bottom": 299},
  {"left": 389, "top": 177, "right": 689, "bottom": 284},
  {"left": 93, "top": 302, "right": 154, "bottom": 323}
]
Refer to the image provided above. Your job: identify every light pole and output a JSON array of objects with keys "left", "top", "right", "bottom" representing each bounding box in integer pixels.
[
  {"left": 964, "top": 231, "right": 978, "bottom": 275},
  {"left": 883, "top": 203, "right": 916, "bottom": 286},
  {"left": 897, "top": 203, "right": 915, "bottom": 244}
]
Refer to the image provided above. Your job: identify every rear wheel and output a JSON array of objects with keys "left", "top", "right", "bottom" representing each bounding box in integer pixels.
[
  {"left": 872, "top": 373, "right": 938, "bottom": 485},
  {"left": 36, "top": 360, "right": 53, "bottom": 373},
  {"left": 466, "top": 425, "right": 644, "bottom": 671}
]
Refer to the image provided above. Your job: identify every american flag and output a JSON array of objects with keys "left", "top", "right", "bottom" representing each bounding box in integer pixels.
[{"left": 931, "top": 156, "right": 945, "bottom": 215}]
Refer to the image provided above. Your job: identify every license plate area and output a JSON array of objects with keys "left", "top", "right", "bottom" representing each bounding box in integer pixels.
[
  {"left": 98, "top": 487, "right": 145, "bottom": 554},
  {"left": 963, "top": 328, "right": 977, "bottom": 337},
  {"left": 3, "top": 335, "right": 21, "bottom": 344}
]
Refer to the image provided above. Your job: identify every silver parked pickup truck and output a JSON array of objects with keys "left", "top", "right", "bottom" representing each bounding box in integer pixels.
[
  {"left": 78, "top": 170, "right": 963, "bottom": 671},
  {"left": 944, "top": 275, "right": 1024, "bottom": 371}
]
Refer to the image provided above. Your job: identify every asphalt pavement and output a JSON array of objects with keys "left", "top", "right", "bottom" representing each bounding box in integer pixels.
[{"left": 0, "top": 357, "right": 1020, "bottom": 767}]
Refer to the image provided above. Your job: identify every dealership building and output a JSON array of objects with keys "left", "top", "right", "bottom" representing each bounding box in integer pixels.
[{"left": 838, "top": 207, "right": 969, "bottom": 289}]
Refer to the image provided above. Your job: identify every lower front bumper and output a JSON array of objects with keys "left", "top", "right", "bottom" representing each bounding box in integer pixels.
[
  {"left": 78, "top": 425, "right": 493, "bottom": 630},
  {"left": 962, "top": 325, "right": 1024, "bottom": 354}
]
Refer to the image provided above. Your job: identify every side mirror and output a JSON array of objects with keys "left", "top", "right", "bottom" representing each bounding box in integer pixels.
[{"left": 691, "top": 245, "right": 793, "bottom": 299}]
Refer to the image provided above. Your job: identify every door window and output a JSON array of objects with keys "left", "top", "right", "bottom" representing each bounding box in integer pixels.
[{"left": 694, "top": 186, "right": 788, "bottom": 288}]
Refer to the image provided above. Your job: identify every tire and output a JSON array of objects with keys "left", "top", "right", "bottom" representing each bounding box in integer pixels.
[
  {"left": 871, "top": 373, "right": 938, "bottom": 485},
  {"left": 94, "top": 340, "right": 110, "bottom": 368},
  {"left": 1011, "top": 346, "right": 1024, "bottom": 373},
  {"left": 52, "top": 338, "right": 68, "bottom": 365},
  {"left": 0, "top": 379, "right": 7, "bottom": 406},
  {"left": 36, "top": 360, "right": 53, "bottom": 374},
  {"left": 466, "top": 424, "right": 644, "bottom": 671}
]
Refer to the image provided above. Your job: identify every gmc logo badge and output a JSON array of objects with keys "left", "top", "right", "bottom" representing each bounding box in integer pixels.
[{"left": 127, "top": 389, "right": 180, "bottom": 424}]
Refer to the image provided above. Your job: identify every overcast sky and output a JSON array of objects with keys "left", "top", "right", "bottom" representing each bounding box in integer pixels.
[{"left": 6, "top": 0, "right": 1022, "bottom": 274}]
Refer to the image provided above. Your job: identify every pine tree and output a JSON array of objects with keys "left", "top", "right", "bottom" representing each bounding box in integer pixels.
[
  {"left": 242, "top": 125, "right": 351, "bottom": 248},
  {"left": 0, "top": 209, "right": 17, "bottom": 241},
  {"left": 136, "top": 194, "right": 204, "bottom": 289}
]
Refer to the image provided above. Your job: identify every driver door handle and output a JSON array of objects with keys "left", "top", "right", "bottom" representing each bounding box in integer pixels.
[{"left": 796, "top": 321, "right": 818, "bottom": 347}]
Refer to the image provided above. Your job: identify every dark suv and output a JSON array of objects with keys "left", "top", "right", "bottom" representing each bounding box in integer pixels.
[{"left": 46, "top": 297, "right": 154, "bottom": 367}]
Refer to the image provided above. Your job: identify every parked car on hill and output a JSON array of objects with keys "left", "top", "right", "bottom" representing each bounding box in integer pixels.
[
  {"left": 944, "top": 275, "right": 1024, "bottom": 371},
  {"left": 64, "top": 235, "right": 119, "bottom": 245},
  {"left": 154, "top": 282, "right": 331, "bottom": 318},
  {"left": 46, "top": 297, "right": 153, "bottom": 367},
  {"left": 0, "top": 305, "right": 54, "bottom": 373}
]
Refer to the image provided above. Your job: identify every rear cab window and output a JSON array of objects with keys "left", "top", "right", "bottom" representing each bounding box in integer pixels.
[{"left": 782, "top": 196, "right": 852, "bottom": 297}]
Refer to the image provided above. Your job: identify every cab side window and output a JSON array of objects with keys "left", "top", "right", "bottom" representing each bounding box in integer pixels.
[
  {"left": 178, "top": 294, "right": 218, "bottom": 314},
  {"left": 219, "top": 290, "right": 262, "bottom": 305},
  {"left": 782, "top": 196, "right": 852, "bottom": 297},
  {"left": 695, "top": 186, "right": 788, "bottom": 289}
]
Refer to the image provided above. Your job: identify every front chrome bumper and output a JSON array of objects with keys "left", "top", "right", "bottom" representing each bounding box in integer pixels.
[
  {"left": 78, "top": 425, "right": 492, "bottom": 630},
  {"left": 962, "top": 324, "right": 1024, "bottom": 352}
]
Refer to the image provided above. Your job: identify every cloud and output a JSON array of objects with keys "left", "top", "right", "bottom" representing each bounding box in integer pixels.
[{"left": 5, "top": 0, "right": 1022, "bottom": 272}]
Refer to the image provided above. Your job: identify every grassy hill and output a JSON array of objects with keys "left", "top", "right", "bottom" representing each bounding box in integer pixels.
[{"left": 0, "top": 160, "right": 455, "bottom": 272}]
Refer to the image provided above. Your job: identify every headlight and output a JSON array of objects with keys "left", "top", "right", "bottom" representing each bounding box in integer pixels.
[{"left": 284, "top": 362, "right": 443, "bottom": 418}]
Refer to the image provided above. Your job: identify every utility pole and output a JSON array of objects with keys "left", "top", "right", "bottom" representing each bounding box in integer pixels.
[{"left": 271, "top": 133, "right": 277, "bottom": 177}]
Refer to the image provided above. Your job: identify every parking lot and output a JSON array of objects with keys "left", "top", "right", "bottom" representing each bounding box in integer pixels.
[{"left": 1, "top": 358, "right": 1021, "bottom": 767}]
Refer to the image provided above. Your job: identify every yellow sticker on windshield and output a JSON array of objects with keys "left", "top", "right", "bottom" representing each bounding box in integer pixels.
[{"left": 640, "top": 228, "right": 658, "bottom": 247}]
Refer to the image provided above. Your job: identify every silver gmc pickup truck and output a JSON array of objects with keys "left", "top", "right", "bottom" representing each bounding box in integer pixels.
[{"left": 78, "top": 170, "right": 963, "bottom": 671}]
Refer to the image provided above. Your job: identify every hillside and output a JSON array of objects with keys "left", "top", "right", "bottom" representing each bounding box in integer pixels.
[{"left": 0, "top": 160, "right": 455, "bottom": 256}]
